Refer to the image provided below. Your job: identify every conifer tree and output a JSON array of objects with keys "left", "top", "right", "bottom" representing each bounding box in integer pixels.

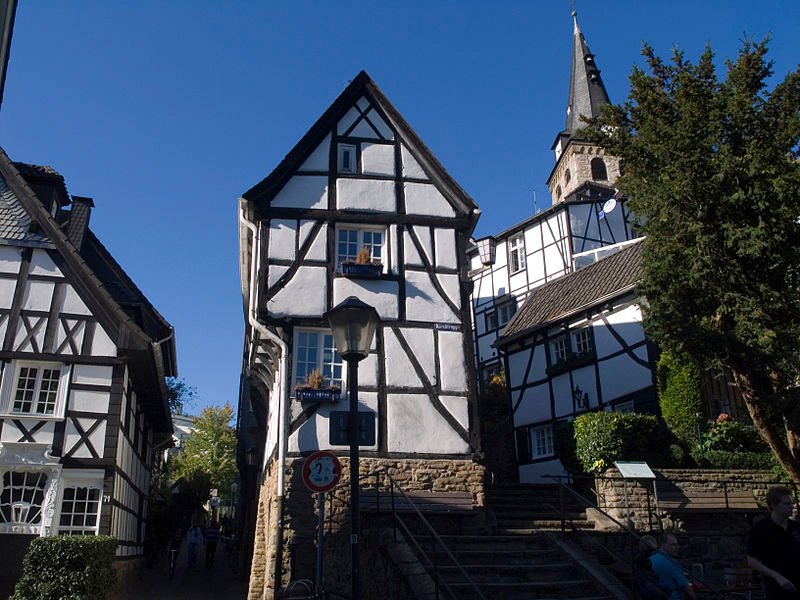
[{"left": 590, "top": 40, "right": 800, "bottom": 483}]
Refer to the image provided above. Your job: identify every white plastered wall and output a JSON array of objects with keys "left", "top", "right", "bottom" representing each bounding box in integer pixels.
[
  {"left": 267, "top": 266, "right": 327, "bottom": 317},
  {"left": 272, "top": 176, "right": 328, "bottom": 209},
  {"left": 336, "top": 179, "right": 395, "bottom": 212},
  {"left": 405, "top": 271, "right": 460, "bottom": 323},
  {"left": 404, "top": 182, "right": 456, "bottom": 218},
  {"left": 387, "top": 393, "right": 469, "bottom": 454},
  {"left": 332, "top": 278, "right": 399, "bottom": 320}
]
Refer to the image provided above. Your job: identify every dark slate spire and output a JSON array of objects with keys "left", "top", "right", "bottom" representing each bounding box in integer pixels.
[{"left": 564, "top": 11, "right": 611, "bottom": 136}]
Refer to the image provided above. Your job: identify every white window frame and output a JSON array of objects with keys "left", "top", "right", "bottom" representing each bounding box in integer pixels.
[
  {"left": 338, "top": 143, "right": 357, "bottom": 174},
  {"left": 497, "top": 301, "right": 517, "bottom": 327},
  {"left": 0, "top": 469, "right": 49, "bottom": 533},
  {"left": 572, "top": 328, "right": 593, "bottom": 355},
  {"left": 484, "top": 310, "right": 498, "bottom": 331},
  {"left": 56, "top": 470, "right": 105, "bottom": 536},
  {"left": 508, "top": 234, "right": 526, "bottom": 274},
  {"left": 531, "top": 425, "right": 554, "bottom": 458},
  {"left": 292, "top": 329, "right": 345, "bottom": 393},
  {"left": 336, "top": 226, "right": 386, "bottom": 268},
  {"left": 0, "top": 361, "right": 70, "bottom": 419},
  {"left": 550, "top": 336, "right": 569, "bottom": 364}
]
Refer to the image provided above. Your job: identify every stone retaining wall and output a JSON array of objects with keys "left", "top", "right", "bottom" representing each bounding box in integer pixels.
[
  {"left": 595, "top": 468, "right": 782, "bottom": 530},
  {"left": 247, "top": 456, "right": 486, "bottom": 600}
]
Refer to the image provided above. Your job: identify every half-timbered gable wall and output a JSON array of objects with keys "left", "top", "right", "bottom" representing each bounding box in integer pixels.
[
  {"left": 240, "top": 72, "right": 483, "bottom": 598},
  {"left": 469, "top": 198, "right": 636, "bottom": 385},
  {"left": 251, "top": 82, "right": 477, "bottom": 459},
  {"left": 0, "top": 155, "right": 175, "bottom": 581},
  {"left": 496, "top": 241, "right": 655, "bottom": 482},
  {"left": 0, "top": 244, "right": 119, "bottom": 537}
]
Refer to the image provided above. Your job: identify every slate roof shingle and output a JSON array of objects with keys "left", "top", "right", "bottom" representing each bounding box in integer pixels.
[
  {"left": 498, "top": 238, "right": 645, "bottom": 345},
  {"left": 0, "top": 174, "right": 48, "bottom": 242}
]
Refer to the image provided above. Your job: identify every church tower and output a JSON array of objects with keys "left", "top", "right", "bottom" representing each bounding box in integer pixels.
[{"left": 547, "top": 12, "right": 621, "bottom": 204}]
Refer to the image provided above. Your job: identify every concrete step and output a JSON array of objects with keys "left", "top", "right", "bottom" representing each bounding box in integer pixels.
[
  {"left": 409, "top": 532, "right": 615, "bottom": 600},
  {"left": 441, "top": 578, "right": 612, "bottom": 600}
]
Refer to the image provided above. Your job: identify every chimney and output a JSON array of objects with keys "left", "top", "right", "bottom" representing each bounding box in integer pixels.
[{"left": 67, "top": 195, "right": 94, "bottom": 251}]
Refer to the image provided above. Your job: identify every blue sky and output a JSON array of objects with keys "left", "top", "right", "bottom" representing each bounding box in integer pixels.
[{"left": 1, "top": 2, "right": 798, "bottom": 413}]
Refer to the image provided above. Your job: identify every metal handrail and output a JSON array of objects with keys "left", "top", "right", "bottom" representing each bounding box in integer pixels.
[
  {"left": 544, "top": 477, "right": 729, "bottom": 600},
  {"left": 363, "top": 468, "right": 487, "bottom": 600}
]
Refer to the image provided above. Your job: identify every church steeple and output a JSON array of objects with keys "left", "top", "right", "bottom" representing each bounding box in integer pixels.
[
  {"left": 547, "top": 11, "right": 620, "bottom": 205},
  {"left": 564, "top": 11, "right": 611, "bottom": 136}
]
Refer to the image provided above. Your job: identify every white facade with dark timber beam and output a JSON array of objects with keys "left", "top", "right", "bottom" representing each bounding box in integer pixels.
[
  {"left": 238, "top": 71, "right": 486, "bottom": 596},
  {"left": 467, "top": 14, "right": 657, "bottom": 484},
  {"left": 0, "top": 150, "right": 176, "bottom": 575}
]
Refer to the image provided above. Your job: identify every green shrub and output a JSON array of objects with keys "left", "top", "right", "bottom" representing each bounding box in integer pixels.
[
  {"left": 656, "top": 352, "right": 705, "bottom": 447},
  {"left": 553, "top": 420, "right": 582, "bottom": 475},
  {"left": 573, "top": 411, "right": 673, "bottom": 472},
  {"left": 667, "top": 443, "right": 688, "bottom": 466},
  {"left": 12, "top": 535, "right": 118, "bottom": 600},
  {"left": 700, "top": 415, "right": 769, "bottom": 453},
  {"left": 691, "top": 447, "right": 776, "bottom": 470}
]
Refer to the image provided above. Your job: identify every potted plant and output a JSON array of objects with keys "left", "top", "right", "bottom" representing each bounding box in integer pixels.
[
  {"left": 296, "top": 369, "right": 341, "bottom": 402},
  {"left": 340, "top": 246, "right": 383, "bottom": 278}
]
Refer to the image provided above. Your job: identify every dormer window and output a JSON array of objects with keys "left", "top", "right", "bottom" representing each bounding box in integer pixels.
[{"left": 338, "top": 144, "right": 357, "bottom": 174}]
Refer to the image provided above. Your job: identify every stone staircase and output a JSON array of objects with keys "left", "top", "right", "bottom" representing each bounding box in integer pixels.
[
  {"left": 419, "top": 533, "right": 620, "bottom": 600},
  {"left": 486, "top": 483, "right": 595, "bottom": 532}
]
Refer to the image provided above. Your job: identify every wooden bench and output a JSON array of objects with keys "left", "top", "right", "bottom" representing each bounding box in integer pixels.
[
  {"left": 657, "top": 488, "right": 760, "bottom": 512},
  {"left": 359, "top": 490, "right": 475, "bottom": 516}
]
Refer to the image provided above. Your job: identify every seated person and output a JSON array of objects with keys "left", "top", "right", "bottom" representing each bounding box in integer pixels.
[{"left": 650, "top": 533, "right": 695, "bottom": 600}]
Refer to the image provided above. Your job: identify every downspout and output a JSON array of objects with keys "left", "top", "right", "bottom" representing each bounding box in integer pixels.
[{"left": 239, "top": 200, "right": 289, "bottom": 598}]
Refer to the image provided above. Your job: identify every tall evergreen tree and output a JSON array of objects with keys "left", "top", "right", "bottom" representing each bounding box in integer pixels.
[{"left": 590, "top": 40, "right": 800, "bottom": 483}]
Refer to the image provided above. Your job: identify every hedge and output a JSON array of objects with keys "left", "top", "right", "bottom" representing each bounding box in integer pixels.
[
  {"left": 574, "top": 411, "right": 673, "bottom": 472},
  {"left": 12, "top": 535, "right": 118, "bottom": 600},
  {"left": 690, "top": 448, "right": 776, "bottom": 471},
  {"left": 656, "top": 352, "right": 705, "bottom": 447}
]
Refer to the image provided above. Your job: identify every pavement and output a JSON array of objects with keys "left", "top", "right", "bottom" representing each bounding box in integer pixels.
[{"left": 109, "top": 541, "right": 249, "bottom": 600}]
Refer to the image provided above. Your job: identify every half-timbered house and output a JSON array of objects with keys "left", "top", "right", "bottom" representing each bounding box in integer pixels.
[
  {"left": 238, "top": 71, "right": 485, "bottom": 596},
  {"left": 469, "top": 14, "right": 637, "bottom": 389},
  {"left": 468, "top": 14, "right": 656, "bottom": 483},
  {"left": 0, "top": 149, "right": 176, "bottom": 586},
  {"left": 495, "top": 239, "right": 656, "bottom": 481}
]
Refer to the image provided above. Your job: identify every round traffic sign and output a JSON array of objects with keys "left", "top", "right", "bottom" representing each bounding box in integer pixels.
[{"left": 302, "top": 450, "right": 342, "bottom": 493}]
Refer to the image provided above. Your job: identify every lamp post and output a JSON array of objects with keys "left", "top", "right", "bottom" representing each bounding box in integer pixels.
[
  {"left": 475, "top": 236, "right": 497, "bottom": 266},
  {"left": 325, "top": 296, "right": 379, "bottom": 600}
]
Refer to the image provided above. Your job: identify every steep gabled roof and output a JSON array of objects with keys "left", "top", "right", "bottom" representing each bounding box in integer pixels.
[
  {"left": 497, "top": 238, "right": 644, "bottom": 346},
  {"left": 243, "top": 70, "right": 477, "bottom": 217},
  {"left": 0, "top": 147, "right": 176, "bottom": 430},
  {"left": 564, "top": 12, "right": 611, "bottom": 137}
]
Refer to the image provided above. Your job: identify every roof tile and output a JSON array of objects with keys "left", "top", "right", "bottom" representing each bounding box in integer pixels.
[{"left": 499, "top": 239, "right": 644, "bottom": 343}]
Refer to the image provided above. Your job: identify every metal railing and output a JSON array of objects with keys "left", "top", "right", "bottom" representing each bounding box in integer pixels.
[
  {"left": 322, "top": 468, "right": 486, "bottom": 600},
  {"left": 544, "top": 476, "right": 733, "bottom": 599}
]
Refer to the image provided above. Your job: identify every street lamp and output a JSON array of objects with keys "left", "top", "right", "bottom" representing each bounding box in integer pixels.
[
  {"left": 475, "top": 236, "right": 497, "bottom": 266},
  {"left": 325, "top": 296, "right": 379, "bottom": 600}
]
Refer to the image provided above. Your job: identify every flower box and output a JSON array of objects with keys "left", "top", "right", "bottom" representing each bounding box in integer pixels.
[
  {"left": 296, "top": 388, "right": 341, "bottom": 403},
  {"left": 339, "top": 262, "right": 383, "bottom": 278}
]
